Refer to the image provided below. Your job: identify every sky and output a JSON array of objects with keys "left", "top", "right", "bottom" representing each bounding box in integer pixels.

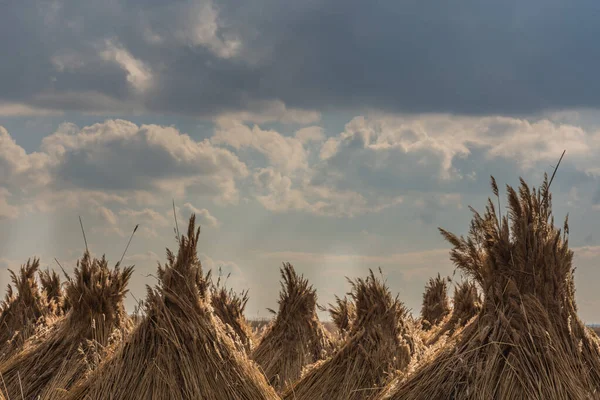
[{"left": 3, "top": 0, "right": 600, "bottom": 322}]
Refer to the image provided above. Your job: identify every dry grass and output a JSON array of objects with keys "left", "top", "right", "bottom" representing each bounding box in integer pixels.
[
  {"left": 0, "top": 258, "right": 54, "bottom": 361},
  {"left": 425, "top": 279, "right": 482, "bottom": 346},
  {"left": 379, "top": 175, "right": 600, "bottom": 400},
  {"left": 0, "top": 251, "right": 133, "bottom": 400},
  {"left": 3, "top": 173, "right": 600, "bottom": 399},
  {"left": 39, "top": 267, "right": 67, "bottom": 315},
  {"left": 252, "top": 262, "right": 335, "bottom": 393},
  {"left": 282, "top": 270, "right": 424, "bottom": 400},
  {"left": 66, "top": 214, "right": 279, "bottom": 400},
  {"left": 210, "top": 272, "right": 255, "bottom": 353},
  {"left": 420, "top": 273, "right": 451, "bottom": 331},
  {"left": 328, "top": 295, "right": 356, "bottom": 337}
]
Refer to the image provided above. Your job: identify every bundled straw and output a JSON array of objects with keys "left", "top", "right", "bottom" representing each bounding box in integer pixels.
[
  {"left": 39, "top": 267, "right": 67, "bottom": 315},
  {"left": 420, "top": 273, "right": 451, "bottom": 331},
  {"left": 210, "top": 274, "right": 255, "bottom": 353},
  {"left": 0, "top": 251, "right": 133, "bottom": 400},
  {"left": 0, "top": 258, "right": 52, "bottom": 361},
  {"left": 329, "top": 295, "right": 356, "bottom": 337},
  {"left": 425, "top": 279, "right": 481, "bottom": 345},
  {"left": 380, "top": 175, "right": 600, "bottom": 400},
  {"left": 283, "top": 270, "right": 424, "bottom": 400},
  {"left": 252, "top": 262, "right": 334, "bottom": 393},
  {"left": 66, "top": 215, "right": 279, "bottom": 400}
]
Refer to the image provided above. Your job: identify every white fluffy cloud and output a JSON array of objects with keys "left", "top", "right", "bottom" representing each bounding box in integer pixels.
[
  {"left": 295, "top": 126, "right": 325, "bottom": 144},
  {"left": 179, "top": 203, "right": 220, "bottom": 228},
  {"left": 313, "top": 113, "right": 600, "bottom": 199},
  {"left": 41, "top": 119, "right": 248, "bottom": 203},
  {"left": 212, "top": 119, "right": 309, "bottom": 174},
  {"left": 3, "top": 112, "right": 600, "bottom": 223},
  {"left": 252, "top": 167, "right": 403, "bottom": 217},
  {"left": 0, "top": 120, "right": 249, "bottom": 227},
  {"left": 99, "top": 40, "right": 153, "bottom": 93},
  {"left": 0, "top": 126, "right": 51, "bottom": 189},
  {"left": 177, "top": 0, "right": 242, "bottom": 59}
]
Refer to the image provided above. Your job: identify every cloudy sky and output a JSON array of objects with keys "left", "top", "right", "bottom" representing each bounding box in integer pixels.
[{"left": 3, "top": 0, "right": 600, "bottom": 322}]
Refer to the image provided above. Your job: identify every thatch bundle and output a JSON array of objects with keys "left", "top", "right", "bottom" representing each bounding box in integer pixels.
[
  {"left": 66, "top": 215, "right": 279, "bottom": 400},
  {"left": 426, "top": 279, "right": 482, "bottom": 346},
  {"left": 329, "top": 295, "right": 356, "bottom": 337},
  {"left": 420, "top": 273, "right": 451, "bottom": 331},
  {"left": 0, "top": 251, "right": 133, "bottom": 400},
  {"left": 251, "top": 262, "right": 335, "bottom": 392},
  {"left": 211, "top": 279, "right": 255, "bottom": 353},
  {"left": 0, "top": 258, "right": 53, "bottom": 360},
  {"left": 39, "top": 267, "right": 68, "bottom": 315},
  {"left": 283, "top": 270, "right": 423, "bottom": 400},
  {"left": 380, "top": 175, "right": 600, "bottom": 400}
]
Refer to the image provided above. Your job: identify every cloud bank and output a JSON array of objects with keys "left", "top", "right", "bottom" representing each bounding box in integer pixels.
[{"left": 3, "top": 0, "right": 600, "bottom": 117}]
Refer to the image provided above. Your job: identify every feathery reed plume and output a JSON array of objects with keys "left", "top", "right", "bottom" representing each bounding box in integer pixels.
[
  {"left": 0, "top": 258, "right": 52, "bottom": 361},
  {"left": 426, "top": 279, "right": 481, "bottom": 345},
  {"left": 66, "top": 215, "right": 279, "bottom": 400},
  {"left": 379, "top": 175, "right": 600, "bottom": 400},
  {"left": 283, "top": 270, "right": 424, "bottom": 400},
  {"left": 0, "top": 251, "right": 133, "bottom": 400},
  {"left": 210, "top": 269, "right": 255, "bottom": 353},
  {"left": 328, "top": 295, "right": 356, "bottom": 337},
  {"left": 420, "top": 273, "right": 451, "bottom": 331},
  {"left": 251, "top": 262, "right": 335, "bottom": 393},
  {"left": 39, "top": 267, "right": 67, "bottom": 315}
]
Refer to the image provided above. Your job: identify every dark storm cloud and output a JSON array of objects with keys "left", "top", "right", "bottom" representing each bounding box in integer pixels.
[{"left": 2, "top": 0, "right": 600, "bottom": 116}]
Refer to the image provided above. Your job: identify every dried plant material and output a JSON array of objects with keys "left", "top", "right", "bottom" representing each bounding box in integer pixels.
[
  {"left": 210, "top": 272, "right": 255, "bottom": 353},
  {"left": 252, "top": 262, "right": 335, "bottom": 393},
  {"left": 0, "top": 258, "right": 53, "bottom": 361},
  {"left": 380, "top": 175, "right": 600, "bottom": 400},
  {"left": 39, "top": 267, "right": 67, "bottom": 315},
  {"left": 282, "top": 270, "right": 424, "bottom": 400},
  {"left": 426, "top": 279, "right": 481, "bottom": 345},
  {"left": 420, "top": 273, "right": 451, "bottom": 331},
  {"left": 328, "top": 295, "right": 356, "bottom": 337},
  {"left": 66, "top": 214, "right": 279, "bottom": 400},
  {"left": 0, "top": 252, "right": 133, "bottom": 400}
]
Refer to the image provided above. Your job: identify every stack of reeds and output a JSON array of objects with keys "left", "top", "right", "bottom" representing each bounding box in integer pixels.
[
  {"left": 66, "top": 215, "right": 279, "bottom": 400},
  {"left": 0, "top": 258, "right": 53, "bottom": 361},
  {"left": 283, "top": 270, "right": 424, "bottom": 400},
  {"left": 426, "top": 279, "right": 481, "bottom": 345},
  {"left": 0, "top": 251, "right": 133, "bottom": 399},
  {"left": 39, "top": 267, "right": 67, "bottom": 315},
  {"left": 210, "top": 278, "right": 255, "bottom": 353},
  {"left": 380, "top": 175, "right": 600, "bottom": 399},
  {"left": 251, "top": 262, "right": 335, "bottom": 392},
  {"left": 328, "top": 295, "right": 356, "bottom": 338},
  {"left": 420, "top": 273, "right": 451, "bottom": 331}
]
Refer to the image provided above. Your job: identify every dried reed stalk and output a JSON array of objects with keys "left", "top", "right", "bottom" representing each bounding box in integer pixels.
[
  {"left": 66, "top": 214, "right": 279, "bottom": 400},
  {"left": 210, "top": 276, "right": 255, "bottom": 353},
  {"left": 420, "top": 273, "right": 451, "bottom": 331},
  {"left": 380, "top": 175, "right": 600, "bottom": 400},
  {"left": 283, "top": 270, "right": 424, "bottom": 400},
  {"left": 0, "top": 251, "right": 133, "bottom": 400},
  {"left": 39, "top": 267, "right": 67, "bottom": 315},
  {"left": 328, "top": 295, "right": 356, "bottom": 338},
  {"left": 252, "top": 262, "right": 335, "bottom": 393},
  {"left": 426, "top": 279, "right": 481, "bottom": 345},
  {"left": 0, "top": 258, "right": 53, "bottom": 361}
]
